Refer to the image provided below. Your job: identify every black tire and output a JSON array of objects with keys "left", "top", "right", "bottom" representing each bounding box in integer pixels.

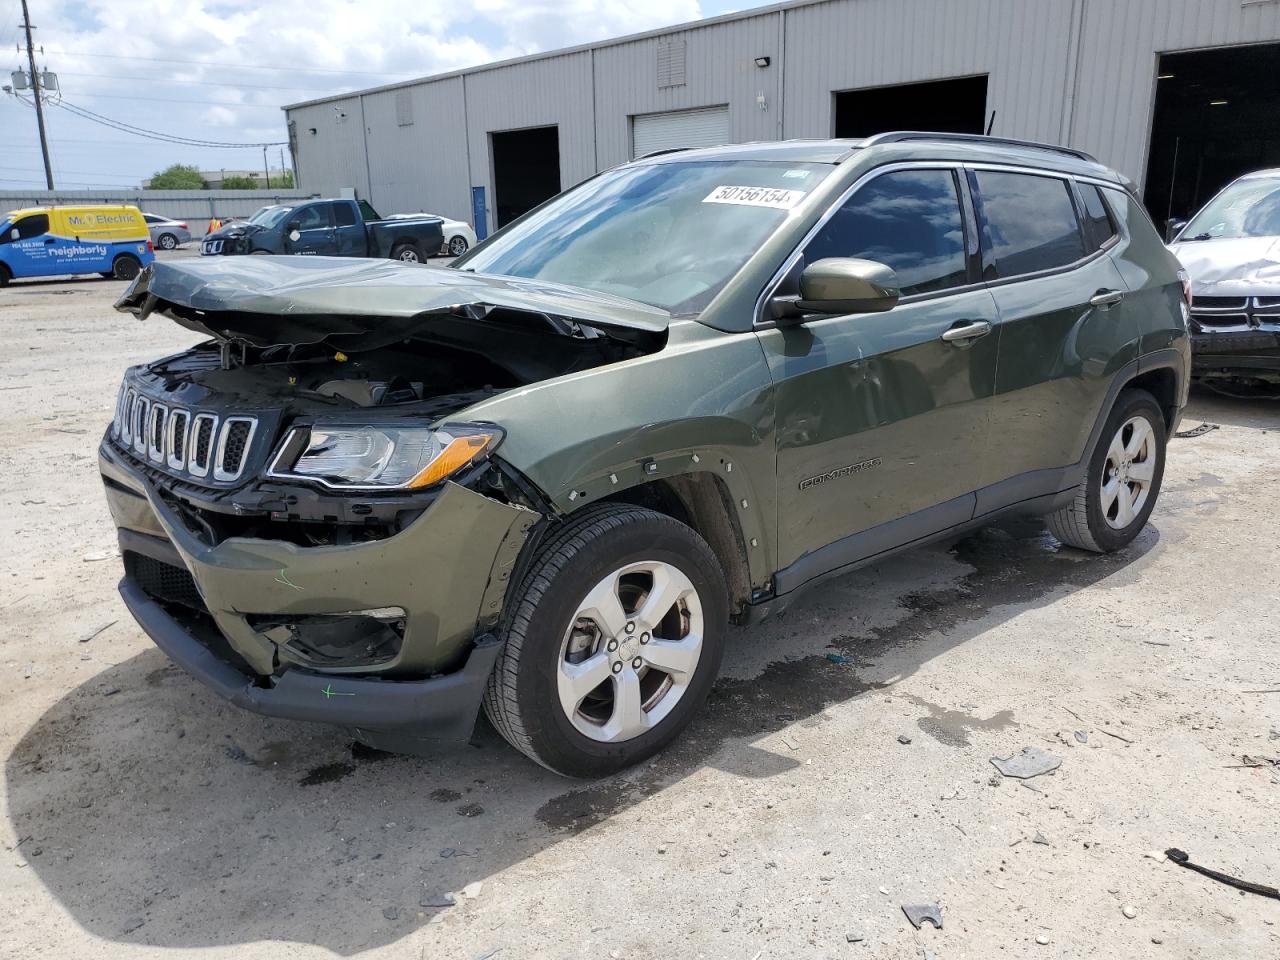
[
  {"left": 483, "top": 504, "right": 729, "bottom": 777},
  {"left": 391, "top": 242, "right": 423, "bottom": 263},
  {"left": 1046, "top": 388, "right": 1167, "bottom": 552},
  {"left": 157, "top": 233, "right": 178, "bottom": 250},
  {"left": 0, "top": 263, "right": 10, "bottom": 287},
  {"left": 447, "top": 235, "right": 469, "bottom": 257},
  {"left": 250, "top": 249, "right": 272, "bottom": 255},
  {"left": 111, "top": 254, "right": 141, "bottom": 281}
]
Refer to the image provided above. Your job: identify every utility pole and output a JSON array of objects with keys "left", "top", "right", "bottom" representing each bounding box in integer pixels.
[
  {"left": 262, "top": 145, "right": 270, "bottom": 188},
  {"left": 19, "top": 0, "right": 54, "bottom": 189}
]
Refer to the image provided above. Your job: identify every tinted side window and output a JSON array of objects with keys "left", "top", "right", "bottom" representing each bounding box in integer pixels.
[
  {"left": 294, "top": 205, "right": 330, "bottom": 230},
  {"left": 971, "top": 171, "right": 1086, "bottom": 279},
  {"left": 1078, "top": 183, "right": 1118, "bottom": 252},
  {"left": 804, "top": 168, "right": 968, "bottom": 297},
  {"left": 8, "top": 214, "right": 51, "bottom": 241},
  {"left": 358, "top": 200, "right": 380, "bottom": 221},
  {"left": 334, "top": 203, "right": 357, "bottom": 227}
]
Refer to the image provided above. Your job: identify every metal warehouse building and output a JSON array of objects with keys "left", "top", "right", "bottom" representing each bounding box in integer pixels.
[{"left": 284, "top": 0, "right": 1280, "bottom": 241}]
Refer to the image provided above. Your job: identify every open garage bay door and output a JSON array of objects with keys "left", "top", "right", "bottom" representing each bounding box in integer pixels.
[
  {"left": 834, "top": 75, "right": 988, "bottom": 139},
  {"left": 632, "top": 105, "right": 730, "bottom": 159},
  {"left": 1145, "top": 43, "right": 1280, "bottom": 231},
  {"left": 491, "top": 125, "right": 561, "bottom": 228}
]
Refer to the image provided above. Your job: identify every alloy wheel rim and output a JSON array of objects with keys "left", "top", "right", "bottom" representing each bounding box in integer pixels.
[
  {"left": 449, "top": 237, "right": 467, "bottom": 255},
  {"left": 556, "top": 560, "right": 704, "bottom": 743},
  {"left": 1101, "top": 415, "right": 1156, "bottom": 529},
  {"left": 399, "top": 249, "right": 419, "bottom": 262}
]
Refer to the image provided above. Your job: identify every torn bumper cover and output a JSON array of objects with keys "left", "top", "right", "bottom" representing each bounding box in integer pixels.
[{"left": 104, "top": 447, "right": 538, "bottom": 741}]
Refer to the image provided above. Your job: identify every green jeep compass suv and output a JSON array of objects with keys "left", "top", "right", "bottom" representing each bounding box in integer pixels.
[{"left": 103, "top": 133, "right": 1190, "bottom": 776}]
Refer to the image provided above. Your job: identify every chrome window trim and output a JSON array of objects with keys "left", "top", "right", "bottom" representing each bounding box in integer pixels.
[
  {"left": 753, "top": 161, "right": 963, "bottom": 328},
  {"left": 147, "top": 403, "right": 168, "bottom": 463},
  {"left": 213, "top": 416, "right": 258, "bottom": 482},
  {"left": 165, "top": 408, "right": 190, "bottom": 471},
  {"left": 187, "top": 413, "right": 219, "bottom": 478}
]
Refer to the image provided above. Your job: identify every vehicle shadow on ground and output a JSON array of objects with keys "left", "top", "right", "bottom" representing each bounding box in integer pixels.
[
  {"left": 4, "top": 517, "right": 1156, "bottom": 954},
  {"left": 1183, "top": 385, "right": 1280, "bottom": 430}
]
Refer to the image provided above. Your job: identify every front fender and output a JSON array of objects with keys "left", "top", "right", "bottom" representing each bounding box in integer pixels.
[{"left": 465, "top": 321, "right": 779, "bottom": 589}]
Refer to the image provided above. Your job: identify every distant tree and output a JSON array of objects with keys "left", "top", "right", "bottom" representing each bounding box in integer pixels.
[
  {"left": 149, "top": 164, "right": 206, "bottom": 189},
  {"left": 273, "top": 169, "right": 295, "bottom": 188},
  {"left": 220, "top": 175, "right": 259, "bottom": 190}
]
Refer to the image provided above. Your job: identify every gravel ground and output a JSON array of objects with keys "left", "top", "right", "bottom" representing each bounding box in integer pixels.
[{"left": 2, "top": 261, "right": 1279, "bottom": 959}]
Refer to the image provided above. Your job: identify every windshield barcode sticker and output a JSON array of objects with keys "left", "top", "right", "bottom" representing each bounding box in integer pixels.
[{"left": 702, "top": 185, "right": 806, "bottom": 209}]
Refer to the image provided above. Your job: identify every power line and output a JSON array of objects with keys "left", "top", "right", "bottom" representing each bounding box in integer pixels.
[
  {"left": 68, "top": 92, "right": 285, "bottom": 108},
  {"left": 44, "top": 47, "right": 414, "bottom": 79},
  {"left": 53, "top": 69, "right": 345, "bottom": 93},
  {"left": 51, "top": 98, "right": 287, "bottom": 148}
]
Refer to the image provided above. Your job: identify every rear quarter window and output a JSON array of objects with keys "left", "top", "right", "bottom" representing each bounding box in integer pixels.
[
  {"left": 971, "top": 170, "right": 1086, "bottom": 279},
  {"left": 1078, "top": 183, "right": 1119, "bottom": 251}
]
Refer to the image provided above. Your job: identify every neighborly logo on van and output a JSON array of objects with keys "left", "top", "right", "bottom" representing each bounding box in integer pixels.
[{"left": 50, "top": 244, "right": 109, "bottom": 258}]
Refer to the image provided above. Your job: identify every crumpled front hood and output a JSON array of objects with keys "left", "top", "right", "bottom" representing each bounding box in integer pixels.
[
  {"left": 1169, "top": 236, "right": 1280, "bottom": 297},
  {"left": 207, "top": 222, "right": 263, "bottom": 240},
  {"left": 114, "top": 255, "right": 671, "bottom": 348}
]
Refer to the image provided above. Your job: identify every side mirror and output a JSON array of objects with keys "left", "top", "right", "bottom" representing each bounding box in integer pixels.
[
  {"left": 772, "top": 258, "right": 900, "bottom": 321},
  {"left": 9, "top": 228, "right": 18, "bottom": 241},
  {"left": 1165, "top": 219, "right": 1187, "bottom": 243}
]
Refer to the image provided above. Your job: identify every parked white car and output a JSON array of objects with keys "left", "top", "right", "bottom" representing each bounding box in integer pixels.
[{"left": 381, "top": 212, "right": 476, "bottom": 257}]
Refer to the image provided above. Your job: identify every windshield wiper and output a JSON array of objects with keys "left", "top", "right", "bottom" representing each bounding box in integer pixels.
[{"left": 1181, "top": 233, "right": 1215, "bottom": 242}]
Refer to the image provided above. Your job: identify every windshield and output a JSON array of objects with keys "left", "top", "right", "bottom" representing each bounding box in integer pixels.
[
  {"left": 454, "top": 159, "right": 833, "bottom": 313},
  {"left": 1181, "top": 175, "right": 1280, "bottom": 241},
  {"left": 248, "top": 205, "right": 294, "bottom": 227}
]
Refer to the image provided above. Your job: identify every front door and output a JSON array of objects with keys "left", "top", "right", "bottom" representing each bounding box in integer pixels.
[
  {"left": 285, "top": 203, "right": 335, "bottom": 255},
  {"left": 757, "top": 166, "right": 1000, "bottom": 583}
]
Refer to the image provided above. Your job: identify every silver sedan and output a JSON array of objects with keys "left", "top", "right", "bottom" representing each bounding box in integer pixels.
[{"left": 142, "top": 213, "right": 192, "bottom": 250}]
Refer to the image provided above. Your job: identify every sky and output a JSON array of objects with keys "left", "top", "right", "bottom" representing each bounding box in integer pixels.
[{"left": 0, "top": 0, "right": 748, "bottom": 191}]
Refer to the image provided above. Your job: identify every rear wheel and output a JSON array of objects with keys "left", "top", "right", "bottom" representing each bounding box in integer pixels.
[
  {"left": 484, "top": 504, "right": 728, "bottom": 777},
  {"left": 0, "top": 263, "right": 10, "bottom": 287},
  {"left": 157, "top": 233, "right": 178, "bottom": 250},
  {"left": 111, "top": 254, "right": 141, "bottom": 281},
  {"left": 1046, "top": 388, "right": 1166, "bottom": 552},
  {"left": 447, "top": 235, "right": 469, "bottom": 257},
  {"left": 391, "top": 242, "right": 423, "bottom": 263}
]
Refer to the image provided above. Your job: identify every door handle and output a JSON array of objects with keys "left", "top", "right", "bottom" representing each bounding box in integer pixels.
[
  {"left": 1090, "top": 289, "right": 1124, "bottom": 308},
  {"left": 44, "top": 238, "right": 56, "bottom": 244},
  {"left": 940, "top": 320, "right": 992, "bottom": 343}
]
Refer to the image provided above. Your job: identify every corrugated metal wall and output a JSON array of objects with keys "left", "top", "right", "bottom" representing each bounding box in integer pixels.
[
  {"left": 360, "top": 77, "right": 471, "bottom": 221},
  {"left": 593, "top": 12, "right": 781, "bottom": 168},
  {"left": 461, "top": 50, "right": 597, "bottom": 227},
  {"left": 286, "top": 0, "right": 1280, "bottom": 232},
  {"left": 0, "top": 189, "right": 316, "bottom": 237}
]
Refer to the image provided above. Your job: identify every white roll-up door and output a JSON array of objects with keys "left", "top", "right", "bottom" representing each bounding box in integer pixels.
[{"left": 631, "top": 105, "right": 730, "bottom": 158}]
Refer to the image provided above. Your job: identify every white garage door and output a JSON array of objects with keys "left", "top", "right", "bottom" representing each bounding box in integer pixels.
[{"left": 631, "top": 105, "right": 730, "bottom": 158}]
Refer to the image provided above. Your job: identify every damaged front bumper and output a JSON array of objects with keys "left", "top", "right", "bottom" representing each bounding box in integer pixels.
[
  {"left": 1191, "top": 328, "right": 1280, "bottom": 380},
  {"left": 101, "top": 442, "right": 539, "bottom": 743}
]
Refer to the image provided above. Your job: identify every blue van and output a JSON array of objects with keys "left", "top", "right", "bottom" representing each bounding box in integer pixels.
[{"left": 0, "top": 204, "right": 155, "bottom": 286}]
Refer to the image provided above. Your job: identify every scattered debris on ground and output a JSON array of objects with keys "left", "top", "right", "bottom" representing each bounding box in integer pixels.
[
  {"left": 897, "top": 734, "right": 912, "bottom": 745},
  {"left": 1173, "top": 422, "right": 1220, "bottom": 439},
  {"left": 1166, "top": 848, "right": 1280, "bottom": 900},
  {"left": 77, "top": 620, "right": 117, "bottom": 644},
  {"left": 902, "top": 904, "right": 943, "bottom": 930},
  {"left": 990, "top": 746, "right": 1062, "bottom": 780}
]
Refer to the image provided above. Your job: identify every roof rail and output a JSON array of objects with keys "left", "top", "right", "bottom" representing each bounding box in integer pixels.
[
  {"left": 634, "top": 146, "right": 695, "bottom": 161},
  {"left": 860, "top": 131, "right": 1098, "bottom": 164}
]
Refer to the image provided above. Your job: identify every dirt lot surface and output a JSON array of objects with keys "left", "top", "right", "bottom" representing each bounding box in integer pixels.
[{"left": 3, "top": 262, "right": 1279, "bottom": 959}]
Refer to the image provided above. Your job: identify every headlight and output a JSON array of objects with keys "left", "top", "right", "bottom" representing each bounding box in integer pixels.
[{"left": 269, "top": 423, "right": 501, "bottom": 490}]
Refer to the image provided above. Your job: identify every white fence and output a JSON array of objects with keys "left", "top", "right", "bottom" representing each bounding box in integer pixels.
[{"left": 0, "top": 189, "right": 318, "bottom": 237}]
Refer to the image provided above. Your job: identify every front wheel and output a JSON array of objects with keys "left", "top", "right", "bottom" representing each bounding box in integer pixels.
[
  {"left": 484, "top": 504, "right": 728, "bottom": 777},
  {"left": 111, "top": 254, "right": 141, "bottom": 281},
  {"left": 391, "top": 242, "right": 423, "bottom": 263},
  {"left": 0, "top": 263, "right": 10, "bottom": 287},
  {"left": 1046, "top": 388, "right": 1167, "bottom": 552}
]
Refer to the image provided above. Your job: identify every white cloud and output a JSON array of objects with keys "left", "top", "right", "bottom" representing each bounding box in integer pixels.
[{"left": 0, "top": 0, "right": 710, "bottom": 188}]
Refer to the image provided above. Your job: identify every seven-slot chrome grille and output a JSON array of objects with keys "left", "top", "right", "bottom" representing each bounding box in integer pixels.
[{"left": 111, "top": 382, "right": 258, "bottom": 483}]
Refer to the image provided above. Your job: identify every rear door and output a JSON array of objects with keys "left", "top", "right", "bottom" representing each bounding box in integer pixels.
[
  {"left": 332, "top": 201, "right": 367, "bottom": 256},
  {"left": 969, "top": 167, "right": 1138, "bottom": 506},
  {"left": 284, "top": 203, "right": 335, "bottom": 255},
  {"left": 757, "top": 165, "right": 1001, "bottom": 580}
]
